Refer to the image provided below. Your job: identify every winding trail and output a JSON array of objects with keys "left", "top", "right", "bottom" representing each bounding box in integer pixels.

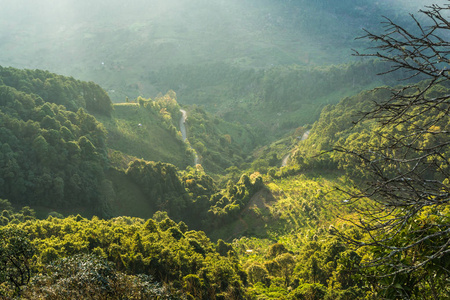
[
  {"left": 281, "top": 153, "right": 290, "bottom": 167},
  {"left": 301, "top": 130, "right": 310, "bottom": 141},
  {"left": 281, "top": 130, "right": 310, "bottom": 167},
  {"left": 179, "top": 109, "right": 199, "bottom": 165},
  {"left": 179, "top": 109, "right": 188, "bottom": 141}
]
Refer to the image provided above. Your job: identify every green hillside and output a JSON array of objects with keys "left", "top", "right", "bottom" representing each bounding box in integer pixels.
[
  {"left": 1, "top": 54, "right": 449, "bottom": 300},
  {"left": 1, "top": 67, "right": 449, "bottom": 299},
  {"left": 0, "top": 67, "right": 112, "bottom": 217},
  {"left": 0, "top": 67, "right": 262, "bottom": 220},
  {"left": 149, "top": 61, "right": 415, "bottom": 140},
  {"left": 1, "top": 1, "right": 449, "bottom": 299},
  {"left": 99, "top": 100, "right": 189, "bottom": 169}
]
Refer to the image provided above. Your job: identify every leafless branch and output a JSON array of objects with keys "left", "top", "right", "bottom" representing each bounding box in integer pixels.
[{"left": 337, "top": 3, "right": 450, "bottom": 291}]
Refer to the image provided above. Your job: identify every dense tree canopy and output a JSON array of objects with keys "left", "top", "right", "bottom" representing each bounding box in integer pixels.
[
  {"left": 0, "top": 66, "right": 113, "bottom": 116},
  {"left": 0, "top": 215, "right": 248, "bottom": 299},
  {"left": 0, "top": 84, "right": 109, "bottom": 213},
  {"left": 3, "top": 3, "right": 450, "bottom": 299}
]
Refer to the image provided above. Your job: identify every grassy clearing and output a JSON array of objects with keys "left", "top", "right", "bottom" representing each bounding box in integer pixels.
[
  {"left": 212, "top": 171, "right": 358, "bottom": 256},
  {"left": 96, "top": 103, "right": 190, "bottom": 169}
]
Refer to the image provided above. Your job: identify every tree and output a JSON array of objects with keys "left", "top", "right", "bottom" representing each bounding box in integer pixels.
[
  {"left": 23, "top": 254, "right": 176, "bottom": 299},
  {"left": 334, "top": 3, "right": 450, "bottom": 298},
  {"left": 266, "top": 243, "right": 289, "bottom": 259},
  {"left": 0, "top": 227, "right": 35, "bottom": 297},
  {"left": 275, "top": 253, "right": 296, "bottom": 286},
  {"left": 0, "top": 198, "right": 13, "bottom": 211},
  {"left": 247, "top": 263, "right": 269, "bottom": 285}
]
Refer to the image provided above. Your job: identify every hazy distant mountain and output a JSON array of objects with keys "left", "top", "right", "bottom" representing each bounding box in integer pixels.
[{"left": 0, "top": 0, "right": 444, "bottom": 98}]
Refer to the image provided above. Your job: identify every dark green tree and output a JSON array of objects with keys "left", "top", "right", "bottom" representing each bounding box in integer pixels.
[{"left": 0, "top": 227, "right": 35, "bottom": 297}]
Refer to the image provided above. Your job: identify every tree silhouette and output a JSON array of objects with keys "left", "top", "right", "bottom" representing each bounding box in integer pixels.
[{"left": 334, "top": 3, "right": 450, "bottom": 298}]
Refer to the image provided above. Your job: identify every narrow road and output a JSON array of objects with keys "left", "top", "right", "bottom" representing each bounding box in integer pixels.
[
  {"left": 301, "top": 130, "right": 310, "bottom": 141},
  {"left": 179, "top": 109, "right": 188, "bottom": 141},
  {"left": 179, "top": 109, "right": 199, "bottom": 165},
  {"left": 281, "top": 130, "right": 310, "bottom": 167},
  {"left": 281, "top": 153, "right": 290, "bottom": 167}
]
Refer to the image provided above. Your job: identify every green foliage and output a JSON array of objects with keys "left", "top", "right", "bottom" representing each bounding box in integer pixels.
[
  {"left": 207, "top": 173, "right": 264, "bottom": 228},
  {"left": 266, "top": 243, "right": 289, "bottom": 259},
  {"left": 22, "top": 254, "right": 179, "bottom": 299},
  {"left": 290, "top": 283, "right": 327, "bottom": 300},
  {"left": 0, "top": 65, "right": 266, "bottom": 224},
  {"left": 124, "top": 159, "right": 264, "bottom": 231},
  {"left": 125, "top": 159, "right": 188, "bottom": 219},
  {"left": 237, "top": 234, "right": 365, "bottom": 299},
  {"left": 100, "top": 91, "right": 191, "bottom": 169},
  {"left": 247, "top": 263, "right": 270, "bottom": 286},
  {"left": 0, "top": 226, "right": 35, "bottom": 297},
  {"left": 226, "top": 170, "right": 371, "bottom": 299},
  {"left": 0, "top": 69, "right": 112, "bottom": 216},
  {"left": 2, "top": 215, "right": 247, "bottom": 299},
  {"left": 0, "top": 198, "right": 12, "bottom": 211},
  {"left": 0, "top": 200, "right": 38, "bottom": 226},
  {"left": 216, "top": 239, "right": 235, "bottom": 257},
  {"left": 2, "top": 10, "right": 446, "bottom": 297},
  {"left": 181, "top": 105, "right": 256, "bottom": 174},
  {"left": 150, "top": 60, "right": 412, "bottom": 143},
  {"left": 103, "top": 90, "right": 253, "bottom": 175},
  {"left": 357, "top": 207, "right": 450, "bottom": 299},
  {"left": 0, "top": 66, "right": 113, "bottom": 116},
  {"left": 293, "top": 82, "right": 450, "bottom": 180},
  {"left": 287, "top": 79, "right": 450, "bottom": 298}
]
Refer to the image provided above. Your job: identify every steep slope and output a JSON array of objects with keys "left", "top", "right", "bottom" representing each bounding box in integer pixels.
[
  {"left": 0, "top": 66, "right": 265, "bottom": 226},
  {"left": 0, "top": 67, "right": 111, "bottom": 216},
  {"left": 150, "top": 60, "right": 422, "bottom": 141},
  {"left": 98, "top": 102, "right": 190, "bottom": 169},
  {"left": 0, "top": 68, "right": 186, "bottom": 218},
  {"left": 289, "top": 80, "right": 450, "bottom": 182}
]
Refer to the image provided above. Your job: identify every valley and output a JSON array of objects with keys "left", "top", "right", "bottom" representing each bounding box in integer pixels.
[{"left": 0, "top": 1, "right": 449, "bottom": 299}]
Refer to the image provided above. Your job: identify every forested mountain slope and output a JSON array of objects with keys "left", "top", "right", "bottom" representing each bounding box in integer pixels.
[
  {"left": 0, "top": 67, "right": 112, "bottom": 216},
  {"left": 149, "top": 61, "right": 417, "bottom": 140},
  {"left": 1, "top": 62, "right": 449, "bottom": 300},
  {"left": 0, "top": 66, "right": 264, "bottom": 226},
  {"left": 291, "top": 81, "right": 450, "bottom": 179},
  {"left": 1, "top": 2, "right": 449, "bottom": 298}
]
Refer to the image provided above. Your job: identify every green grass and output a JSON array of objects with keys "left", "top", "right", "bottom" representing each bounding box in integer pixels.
[
  {"left": 96, "top": 103, "right": 190, "bottom": 169},
  {"left": 210, "top": 170, "right": 357, "bottom": 242}
]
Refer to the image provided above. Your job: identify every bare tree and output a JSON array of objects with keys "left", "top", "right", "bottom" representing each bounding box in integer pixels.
[{"left": 333, "top": 3, "right": 450, "bottom": 298}]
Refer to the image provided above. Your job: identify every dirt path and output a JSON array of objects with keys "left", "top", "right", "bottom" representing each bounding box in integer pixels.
[
  {"left": 179, "top": 109, "right": 199, "bottom": 165},
  {"left": 281, "top": 130, "right": 310, "bottom": 167},
  {"left": 179, "top": 109, "right": 188, "bottom": 141},
  {"left": 281, "top": 153, "right": 290, "bottom": 167}
]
